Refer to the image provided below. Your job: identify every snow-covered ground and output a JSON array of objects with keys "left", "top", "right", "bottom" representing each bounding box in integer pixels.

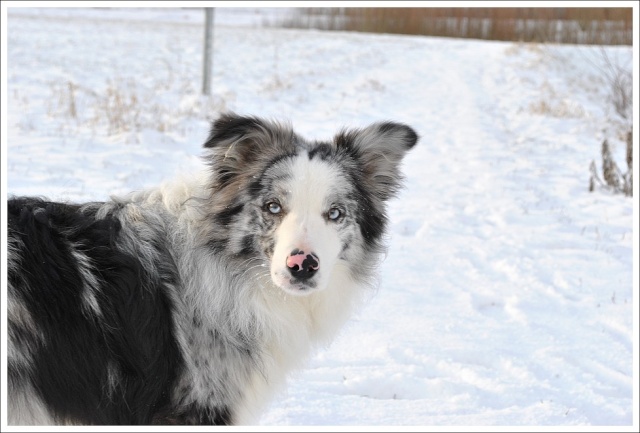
[{"left": 2, "top": 6, "right": 638, "bottom": 429}]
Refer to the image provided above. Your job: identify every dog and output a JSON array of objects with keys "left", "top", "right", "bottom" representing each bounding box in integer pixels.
[{"left": 6, "top": 113, "right": 418, "bottom": 425}]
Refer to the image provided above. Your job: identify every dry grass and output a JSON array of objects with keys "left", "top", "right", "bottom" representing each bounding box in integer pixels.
[
  {"left": 46, "top": 77, "right": 227, "bottom": 137},
  {"left": 274, "top": 7, "right": 632, "bottom": 45}
]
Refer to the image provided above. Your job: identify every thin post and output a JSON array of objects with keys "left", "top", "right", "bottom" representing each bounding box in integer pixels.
[{"left": 202, "top": 8, "right": 214, "bottom": 95}]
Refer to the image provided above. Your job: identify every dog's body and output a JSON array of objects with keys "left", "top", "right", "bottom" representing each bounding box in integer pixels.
[{"left": 7, "top": 114, "right": 417, "bottom": 425}]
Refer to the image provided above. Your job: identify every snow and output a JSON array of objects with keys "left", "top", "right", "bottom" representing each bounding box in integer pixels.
[{"left": 2, "top": 5, "right": 638, "bottom": 430}]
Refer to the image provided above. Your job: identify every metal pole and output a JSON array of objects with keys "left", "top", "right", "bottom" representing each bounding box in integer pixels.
[{"left": 202, "top": 8, "right": 214, "bottom": 95}]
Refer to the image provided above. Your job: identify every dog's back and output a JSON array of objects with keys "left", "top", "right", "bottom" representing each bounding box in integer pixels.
[{"left": 7, "top": 197, "right": 183, "bottom": 425}]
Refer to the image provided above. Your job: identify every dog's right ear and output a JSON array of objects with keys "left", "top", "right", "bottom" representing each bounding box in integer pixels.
[
  {"left": 203, "top": 113, "right": 295, "bottom": 190},
  {"left": 204, "top": 113, "right": 266, "bottom": 150}
]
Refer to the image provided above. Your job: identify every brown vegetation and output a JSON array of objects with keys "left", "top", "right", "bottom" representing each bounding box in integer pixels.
[{"left": 277, "top": 7, "right": 632, "bottom": 45}]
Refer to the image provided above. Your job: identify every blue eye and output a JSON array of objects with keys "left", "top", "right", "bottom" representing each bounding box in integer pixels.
[
  {"left": 328, "top": 208, "right": 342, "bottom": 221},
  {"left": 267, "top": 202, "right": 281, "bottom": 214}
]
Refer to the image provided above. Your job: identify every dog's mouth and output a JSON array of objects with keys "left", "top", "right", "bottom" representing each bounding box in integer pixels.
[
  {"left": 280, "top": 277, "right": 317, "bottom": 295},
  {"left": 271, "top": 272, "right": 320, "bottom": 296},
  {"left": 289, "top": 277, "right": 317, "bottom": 289}
]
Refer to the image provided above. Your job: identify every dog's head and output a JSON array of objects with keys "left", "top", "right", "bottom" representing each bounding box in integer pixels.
[{"left": 202, "top": 113, "right": 417, "bottom": 296}]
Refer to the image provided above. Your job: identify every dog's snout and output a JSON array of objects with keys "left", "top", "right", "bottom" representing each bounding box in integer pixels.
[{"left": 286, "top": 249, "right": 319, "bottom": 280}]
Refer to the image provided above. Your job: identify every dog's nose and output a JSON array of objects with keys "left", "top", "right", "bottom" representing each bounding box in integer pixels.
[{"left": 286, "top": 249, "right": 319, "bottom": 280}]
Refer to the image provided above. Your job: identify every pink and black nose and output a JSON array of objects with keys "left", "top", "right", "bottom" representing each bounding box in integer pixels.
[{"left": 286, "top": 249, "right": 319, "bottom": 281}]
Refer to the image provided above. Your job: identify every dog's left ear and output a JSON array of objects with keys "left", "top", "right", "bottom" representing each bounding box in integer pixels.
[{"left": 335, "top": 121, "right": 418, "bottom": 200}]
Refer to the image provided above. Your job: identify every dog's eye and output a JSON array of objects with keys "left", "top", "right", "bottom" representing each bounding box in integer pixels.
[
  {"left": 267, "top": 202, "right": 282, "bottom": 214},
  {"left": 328, "top": 208, "right": 342, "bottom": 221}
]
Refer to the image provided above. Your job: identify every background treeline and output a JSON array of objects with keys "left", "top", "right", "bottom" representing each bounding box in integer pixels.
[{"left": 274, "top": 7, "right": 632, "bottom": 45}]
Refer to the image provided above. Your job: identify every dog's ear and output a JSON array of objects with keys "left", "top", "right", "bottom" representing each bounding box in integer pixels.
[
  {"left": 203, "top": 113, "right": 295, "bottom": 190},
  {"left": 335, "top": 121, "right": 418, "bottom": 200}
]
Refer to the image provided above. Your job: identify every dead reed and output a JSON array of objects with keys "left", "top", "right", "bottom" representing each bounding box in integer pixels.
[{"left": 275, "top": 7, "right": 632, "bottom": 45}]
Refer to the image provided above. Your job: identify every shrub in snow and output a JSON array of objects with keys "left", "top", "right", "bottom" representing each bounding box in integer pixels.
[{"left": 589, "top": 130, "right": 633, "bottom": 197}]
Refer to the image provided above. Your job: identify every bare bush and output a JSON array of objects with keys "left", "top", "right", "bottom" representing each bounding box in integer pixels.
[
  {"left": 100, "top": 79, "right": 141, "bottom": 134},
  {"left": 601, "top": 139, "right": 620, "bottom": 189},
  {"left": 607, "top": 62, "right": 632, "bottom": 120},
  {"left": 584, "top": 45, "right": 632, "bottom": 198},
  {"left": 624, "top": 130, "right": 633, "bottom": 196},
  {"left": 586, "top": 46, "right": 632, "bottom": 122},
  {"left": 590, "top": 132, "right": 633, "bottom": 197},
  {"left": 48, "top": 80, "right": 80, "bottom": 119}
]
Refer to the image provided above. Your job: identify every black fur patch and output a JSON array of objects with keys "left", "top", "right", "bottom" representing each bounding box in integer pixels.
[
  {"left": 7, "top": 197, "right": 185, "bottom": 424},
  {"left": 152, "top": 403, "right": 232, "bottom": 425},
  {"left": 236, "top": 234, "right": 256, "bottom": 257},
  {"left": 247, "top": 153, "right": 297, "bottom": 199},
  {"left": 215, "top": 203, "right": 244, "bottom": 226},
  {"left": 308, "top": 143, "right": 333, "bottom": 160},
  {"left": 207, "top": 238, "right": 228, "bottom": 254},
  {"left": 377, "top": 121, "right": 419, "bottom": 149},
  {"left": 203, "top": 114, "right": 266, "bottom": 149},
  {"left": 352, "top": 185, "right": 386, "bottom": 248}
]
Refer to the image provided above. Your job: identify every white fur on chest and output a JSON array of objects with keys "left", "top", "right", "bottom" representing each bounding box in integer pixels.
[{"left": 173, "top": 249, "right": 363, "bottom": 424}]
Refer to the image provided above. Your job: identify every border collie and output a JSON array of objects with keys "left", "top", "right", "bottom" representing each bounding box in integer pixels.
[{"left": 7, "top": 113, "right": 418, "bottom": 425}]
